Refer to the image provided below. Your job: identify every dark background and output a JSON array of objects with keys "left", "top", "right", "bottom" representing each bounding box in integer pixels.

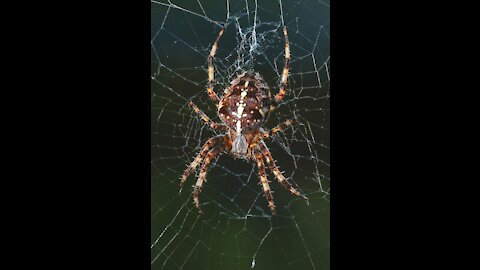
[
  {"left": 151, "top": 1, "right": 330, "bottom": 269},
  {"left": 6, "top": 0, "right": 469, "bottom": 269}
]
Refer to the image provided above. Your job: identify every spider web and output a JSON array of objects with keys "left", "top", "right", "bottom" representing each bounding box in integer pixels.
[{"left": 151, "top": 0, "right": 330, "bottom": 269}]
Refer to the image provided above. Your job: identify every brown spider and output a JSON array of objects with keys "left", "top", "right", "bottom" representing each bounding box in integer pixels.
[{"left": 180, "top": 26, "right": 308, "bottom": 215}]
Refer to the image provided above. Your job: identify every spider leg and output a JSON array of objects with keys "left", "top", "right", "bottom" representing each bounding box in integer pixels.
[
  {"left": 193, "top": 144, "right": 225, "bottom": 214},
  {"left": 274, "top": 26, "right": 291, "bottom": 104},
  {"left": 258, "top": 141, "right": 309, "bottom": 204},
  {"left": 254, "top": 147, "right": 276, "bottom": 215},
  {"left": 261, "top": 118, "right": 297, "bottom": 140},
  {"left": 207, "top": 28, "right": 225, "bottom": 103},
  {"left": 188, "top": 101, "right": 226, "bottom": 131},
  {"left": 180, "top": 135, "right": 225, "bottom": 190}
]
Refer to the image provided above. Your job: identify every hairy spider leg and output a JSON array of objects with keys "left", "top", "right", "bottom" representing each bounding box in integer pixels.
[
  {"left": 261, "top": 118, "right": 297, "bottom": 140},
  {"left": 207, "top": 28, "right": 225, "bottom": 103},
  {"left": 188, "top": 101, "right": 226, "bottom": 131},
  {"left": 258, "top": 141, "right": 309, "bottom": 204},
  {"left": 180, "top": 135, "right": 225, "bottom": 190},
  {"left": 274, "top": 26, "right": 291, "bottom": 104},
  {"left": 193, "top": 144, "right": 225, "bottom": 214},
  {"left": 254, "top": 147, "right": 276, "bottom": 215}
]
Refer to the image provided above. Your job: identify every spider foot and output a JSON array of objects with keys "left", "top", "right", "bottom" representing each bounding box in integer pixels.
[
  {"left": 179, "top": 174, "right": 190, "bottom": 192},
  {"left": 302, "top": 195, "right": 310, "bottom": 205},
  {"left": 287, "top": 185, "right": 309, "bottom": 204},
  {"left": 191, "top": 199, "right": 204, "bottom": 215},
  {"left": 193, "top": 200, "right": 204, "bottom": 215},
  {"left": 193, "top": 186, "right": 205, "bottom": 215},
  {"left": 268, "top": 203, "right": 276, "bottom": 216}
]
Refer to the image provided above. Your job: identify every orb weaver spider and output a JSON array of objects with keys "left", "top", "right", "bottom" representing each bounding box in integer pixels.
[{"left": 180, "top": 25, "right": 308, "bottom": 215}]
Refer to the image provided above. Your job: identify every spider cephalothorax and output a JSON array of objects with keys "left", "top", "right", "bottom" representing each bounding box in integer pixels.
[{"left": 180, "top": 26, "right": 308, "bottom": 215}]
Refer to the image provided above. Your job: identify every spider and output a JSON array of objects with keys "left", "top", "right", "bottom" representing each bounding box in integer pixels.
[{"left": 180, "top": 26, "right": 308, "bottom": 215}]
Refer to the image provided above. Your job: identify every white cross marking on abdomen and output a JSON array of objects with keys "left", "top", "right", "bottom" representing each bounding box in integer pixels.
[{"left": 235, "top": 90, "right": 248, "bottom": 134}]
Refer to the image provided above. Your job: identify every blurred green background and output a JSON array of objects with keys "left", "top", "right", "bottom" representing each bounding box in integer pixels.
[{"left": 151, "top": 0, "right": 330, "bottom": 269}]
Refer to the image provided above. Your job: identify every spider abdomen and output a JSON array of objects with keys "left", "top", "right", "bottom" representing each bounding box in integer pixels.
[{"left": 218, "top": 72, "right": 271, "bottom": 134}]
